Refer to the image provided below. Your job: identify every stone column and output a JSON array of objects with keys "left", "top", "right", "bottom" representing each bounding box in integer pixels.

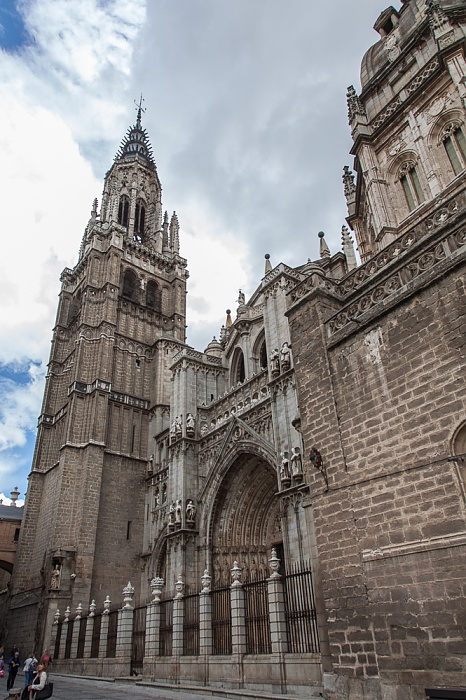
[
  {"left": 116, "top": 582, "right": 135, "bottom": 659},
  {"left": 267, "top": 548, "right": 288, "bottom": 653},
  {"left": 145, "top": 578, "right": 164, "bottom": 657},
  {"left": 172, "top": 577, "right": 184, "bottom": 656},
  {"left": 83, "top": 600, "right": 96, "bottom": 658},
  {"left": 99, "top": 596, "right": 111, "bottom": 658},
  {"left": 199, "top": 570, "right": 212, "bottom": 655},
  {"left": 70, "top": 603, "right": 83, "bottom": 658},
  {"left": 50, "top": 609, "right": 61, "bottom": 658},
  {"left": 230, "top": 561, "right": 246, "bottom": 655}
]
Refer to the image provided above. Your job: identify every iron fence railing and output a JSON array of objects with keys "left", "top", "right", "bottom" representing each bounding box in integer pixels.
[
  {"left": 159, "top": 598, "right": 173, "bottom": 656},
  {"left": 211, "top": 585, "right": 232, "bottom": 655},
  {"left": 183, "top": 593, "right": 199, "bottom": 656},
  {"left": 243, "top": 575, "right": 271, "bottom": 654},
  {"left": 283, "top": 561, "right": 319, "bottom": 653}
]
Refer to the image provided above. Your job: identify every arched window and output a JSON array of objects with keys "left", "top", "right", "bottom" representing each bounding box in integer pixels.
[
  {"left": 122, "top": 269, "right": 138, "bottom": 302},
  {"left": 67, "top": 290, "right": 82, "bottom": 325},
  {"left": 146, "top": 280, "right": 161, "bottom": 310},
  {"left": 134, "top": 199, "right": 146, "bottom": 242},
  {"left": 398, "top": 161, "right": 424, "bottom": 212},
  {"left": 259, "top": 340, "right": 267, "bottom": 369},
  {"left": 118, "top": 196, "right": 129, "bottom": 227},
  {"left": 233, "top": 349, "right": 246, "bottom": 384},
  {"left": 442, "top": 124, "right": 466, "bottom": 176}
]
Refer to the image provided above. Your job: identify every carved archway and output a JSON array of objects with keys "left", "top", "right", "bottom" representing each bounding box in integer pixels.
[{"left": 209, "top": 452, "right": 281, "bottom": 586}]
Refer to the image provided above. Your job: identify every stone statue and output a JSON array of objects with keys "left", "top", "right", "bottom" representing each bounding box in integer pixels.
[
  {"left": 155, "top": 489, "right": 160, "bottom": 507},
  {"left": 171, "top": 416, "right": 182, "bottom": 440},
  {"left": 50, "top": 563, "right": 61, "bottom": 589},
  {"left": 291, "top": 446, "right": 303, "bottom": 479},
  {"left": 186, "top": 499, "right": 196, "bottom": 524},
  {"left": 270, "top": 348, "right": 280, "bottom": 375},
  {"left": 237, "top": 289, "right": 245, "bottom": 305},
  {"left": 186, "top": 413, "right": 195, "bottom": 437},
  {"left": 279, "top": 451, "right": 291, "bottom": 482},
  {"left": 280, "top": 342, "right": 291, "bottom": 370},
  {"left": 175, "top": 499, "right": 182, "bottom": 524},
  {"left": 168, "top": 502, "right": 176, "bottom": 527}
]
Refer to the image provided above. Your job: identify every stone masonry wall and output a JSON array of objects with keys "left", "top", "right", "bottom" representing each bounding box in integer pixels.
[{"left": 288, "top": 256, "right": 466, "bottom": 700}]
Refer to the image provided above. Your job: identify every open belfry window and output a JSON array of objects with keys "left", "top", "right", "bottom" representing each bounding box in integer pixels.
[
  {"left": 399, "top": 161, "right": 424, "bottom": 212},
  {"left": 122, "top": 269, "right": 138, "bottom": 301},
  {"left": 134, "top": 199, "right": 146, "bottom": 241},
  {"left": 118, "top": 195, "right": 129, "bottom": 227},
  {"left": 442, "top": 123, "right": 466, "bottom": 176}
]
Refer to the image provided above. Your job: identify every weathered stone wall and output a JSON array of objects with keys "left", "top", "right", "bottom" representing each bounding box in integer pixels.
[{"left": 288, "top": 252, "right": 466, "bottom": 700}]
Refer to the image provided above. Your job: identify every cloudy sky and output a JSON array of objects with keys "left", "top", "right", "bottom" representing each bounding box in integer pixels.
[{"left": 0, "top": 0, "right": 398, "bottom": 501}]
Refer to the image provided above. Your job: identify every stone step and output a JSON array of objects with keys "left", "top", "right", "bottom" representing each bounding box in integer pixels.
[{"left": 135, "top": 679, "right": 324, "bottom": 700}]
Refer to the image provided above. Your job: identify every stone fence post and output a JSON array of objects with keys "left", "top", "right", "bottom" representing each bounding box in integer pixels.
[
  {"left": 230, "top": 561, "right": 246, "bottom": 655},
  {"left": 83, "top": 600, "right": 96, "bottom": 658},
  {"left": 59, "top": 606, "right": 71, "bottom": 657},
  {"left": 70, "top": 603, "right": 82, "bottom": 658},
  {"left": 99, "top": 596, "right": 111, "bottom": 658},
  {"left": 199, "top": 570, "right": 212, "bottom": 655},
  {"left": 50, "top": 609, "right": 60, "bottom": 658},
  {"left": 116, "top": 581, "right": 135, "bottom": 659},
  {"left": 172, "top": 577, "right": 184, "bottom": 656},
  {"left": 145, "top": 577, "right": 164, "bottom": 657},
  {"left": 267, "top": 548, "right": 288, "bottom": 653}
]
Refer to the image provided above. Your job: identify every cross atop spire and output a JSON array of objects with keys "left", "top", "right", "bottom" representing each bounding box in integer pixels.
[{"left": 134, "top": 94, "right": 146, "bottom": 129}]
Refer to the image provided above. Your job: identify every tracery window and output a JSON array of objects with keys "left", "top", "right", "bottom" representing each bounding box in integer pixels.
[
  {"left": 122, "top": 269, "right": 138, "bottom": 302},
  {"left": 118, "top": 196, "right": 129, "bottom": 227},
  {"left": 134, "top": 199, "right": 146, "bottom": 241},
  {"left": 259, "top": 340, "right": 267, "bottom": 370},
  {"left": 399, "top": 161, "right": 424, "bottom": 212},
  {"left": 235, "top": 350, "right": 246, "bottom": 384},
  {"left": 442, "top": 124, "right": 466, "bottom": 176},
  {"left": 146, "top": 280, "right": 161, "bottom": 310}
]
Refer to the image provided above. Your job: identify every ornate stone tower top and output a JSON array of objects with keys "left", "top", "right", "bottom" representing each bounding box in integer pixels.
[{"left": 115, "top": 104, "right": 156, "bottom": 170}]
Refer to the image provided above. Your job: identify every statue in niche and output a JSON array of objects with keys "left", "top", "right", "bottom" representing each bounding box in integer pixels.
[
  {"left": 270, "top": 348, "right": 280, "bottom": 376},
  {"left": 168, "top": 502, "right": 176, "bottom": 527},
  {"left": 175, "top": 499, "right": 182, "bottom": 525},
  {"left": 155, "top": 488, "right": 160, "bottom": 507},
  {"left": 170, "top": 416, "right": 182, "bottom": 440},
  {"left": 186, "top": 413, "right": 195, "bottom": 437},
  {"left": 50, "top": 563, "right": 61, "bottom": 590},
  {"left": 280, "top": 342, "right": 291, "bottom": 371},
  {"left": 279, "top": 451, "right": 291, "bottom": 483},
  {"left": 291, "top": 446, "right": 303, "bottom": 479},
  {"left": 162, "top": 484, "right": 167, "bottom": 504},
  {"left": 186, "top": 499, "right": 196, "bottom": 525}
]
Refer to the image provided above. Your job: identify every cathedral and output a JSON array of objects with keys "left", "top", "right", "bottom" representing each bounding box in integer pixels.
[{"left": 6, "top": 1, "right": 466, "bottom": 699}]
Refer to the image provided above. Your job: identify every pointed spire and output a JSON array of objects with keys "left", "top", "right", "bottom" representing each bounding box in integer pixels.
[
  {"left": 162, "top": 210, "right": 169, "bottom": 253},
  {"left": 116, "top": 99, "right": 155, "bottom": 169},
  {"left": 318, "top": 231, "right": 331, "bottom": 259},
  {"left": 91, "top": 198, "right": 98, "bottom": 220},
  {"left": 225, "top": 309, "right": 232, "bottom": 328},
  {"left": 265, "top": 253, "right": 272, "bottom": 273},
  {"left": 170, "top": 211, "right": 180, "bottom": 253},
  {"left": 341, "top": 225, "right": 357, "bottom": 271}
]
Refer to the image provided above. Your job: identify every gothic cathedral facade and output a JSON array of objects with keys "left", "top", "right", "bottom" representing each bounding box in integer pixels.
[{"left": 7, "top": 2, "right": 466, "bottom": 699}]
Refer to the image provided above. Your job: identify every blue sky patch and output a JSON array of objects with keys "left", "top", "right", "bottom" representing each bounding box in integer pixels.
[{"left": 0, "top": 1, "right": 29, "bottom": 51}]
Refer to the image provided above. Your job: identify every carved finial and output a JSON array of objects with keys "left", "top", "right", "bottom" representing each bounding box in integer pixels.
[
  {"left": 89, "top": 600, "right": 97, "bottom": 617},
  {"left": 346, "top": 85, "right": 366, "bottom": 123},
  {"left": 122, "top": 581, "right": 135, "bottom": 609},
  {"left": 269, "top": 548, "right": 281, "bottom": 579},
  {"left": 341, "top": 225, "right": 357, "bottom": 271},
  {"left": 342, "top": 166, "right": 356, "bottom": 201},
  {"left": 231, "top": 561, "right": 242, "bottom": 587},
  {"left": 201, "top": 569, "right": 212, "bottom": 593},
  {"left": 226, "top": 309, "right": 232, "bottom": 328},
  {"left": 318, "top": 231, "right": 330, "bottom": 259},
  {"left": 425, "top": 0, "right": 451, "bottom": 31},
  {"left": 264, "top": 253, "right": 272, "bottom": 273},
  {"left": 103, "top": 595, "right": 111, "bottom": 614},
  {"left": 170, "top": 211, "right": 180, "bottom": 253},
  {"left": 10, "top": 486, "right": 19, "bottom": 506},
  {"left": 150, "top": 577, "right": 164, "bottom": 603},
  {"left": 91, "top": 198, "right": 98, "bottom": 219}
]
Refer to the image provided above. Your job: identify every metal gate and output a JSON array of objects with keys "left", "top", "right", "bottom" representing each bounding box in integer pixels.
[{"left": 131, "top": 605, "right": 146, "bottom": 675}]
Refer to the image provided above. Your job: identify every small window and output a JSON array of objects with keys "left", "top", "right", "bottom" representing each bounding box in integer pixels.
[
  {"left": 443, "top": 124, "right": 466, "bottom": 177},
  {"left": 399, "top": 161, "right": 424, "bottom": 212},
  {"left": 14, "top": 528, "right": 20, "bottom": 542},
  {"left": 126, "top": 521, "right": 132, "bottom": 540},
  {"left": 118, "top": 196, "right": 129, "bottom": 227}
]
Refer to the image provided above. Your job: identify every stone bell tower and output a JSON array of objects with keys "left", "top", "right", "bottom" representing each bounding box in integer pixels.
[{"left": 8, "top": 107, "right": 188, "bottom": 652}]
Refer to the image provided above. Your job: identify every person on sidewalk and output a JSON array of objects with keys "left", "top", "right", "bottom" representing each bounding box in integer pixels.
[{"left": 7, "top": 650, "right": 21, "bottom": 690}]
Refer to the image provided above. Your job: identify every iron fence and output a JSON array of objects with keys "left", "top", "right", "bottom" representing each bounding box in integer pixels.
[
  {"left": 53, "top": 621, "right": 62, "bottom": 660},
  {"left": 211, "top": 585, "right": 232, "bottom": 655},
  {"left": 183, "top": 592, "right": 199, "bottom": 656},
  {"left": 106, "top": 610, "right": 118, "bottom": 658},
  {"left": 159, "top": 598, "right": 173, "bottom": 656},
  {"left": 76, "top": 617, "right": 87, "bottom": 658},
  {"left": 90, "top": 613, "right": 102, "bottom": 658},
  {"left": 243, "top": 576, "right": 271, "bottom": 654},
  {"left": 283, "top": 561, "right": 319, "bottom": 653},
  {"left": 131, "top": 605, "right": 147, "bottom": 674},
  {"left": 64, "top": 620, "right": 74, "bottom": 659}
]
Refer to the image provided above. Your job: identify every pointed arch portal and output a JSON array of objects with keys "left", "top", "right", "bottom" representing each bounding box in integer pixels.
[{"left": 209, "top": 452, "right": 282, "bottom": 586}]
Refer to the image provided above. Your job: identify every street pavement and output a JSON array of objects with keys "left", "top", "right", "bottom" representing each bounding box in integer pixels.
[{"left": 3, "top": 674, "right": 246, "bottom": 700}]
